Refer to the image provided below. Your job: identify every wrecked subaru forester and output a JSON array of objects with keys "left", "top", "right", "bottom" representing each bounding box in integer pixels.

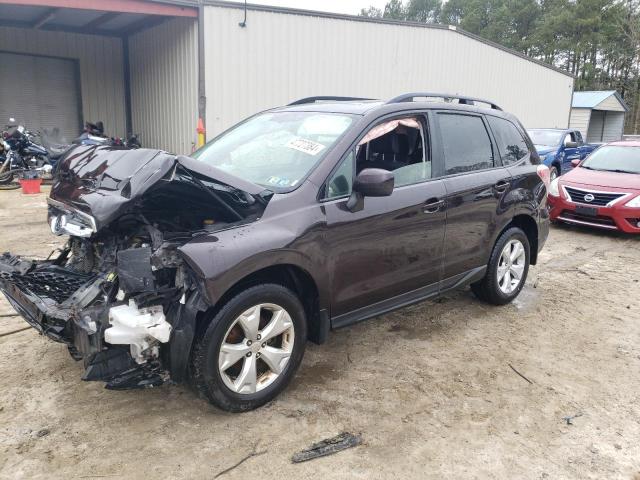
[{"left": 0, "top": 95, "right": 549, "bottom": 411}]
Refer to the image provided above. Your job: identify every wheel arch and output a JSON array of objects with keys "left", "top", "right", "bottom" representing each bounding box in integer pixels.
[
  {"left": 504, "top": 214, "right": 539, "bottom": 265},
  {"left": 196, "top": 263, "right": 327, "bottom": 345}
]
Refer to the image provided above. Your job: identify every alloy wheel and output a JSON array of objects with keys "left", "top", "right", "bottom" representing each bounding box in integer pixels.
[
  {"left": 218, "top": 303, "right": 295, "bottom": 394},
  {"left": 496, "top": 239, "right": 526, "bottom": 294}
]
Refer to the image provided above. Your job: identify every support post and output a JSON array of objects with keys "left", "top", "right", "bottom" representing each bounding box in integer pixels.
[{"left": 197, "top": 0, "right": 206, "bottom": 144}]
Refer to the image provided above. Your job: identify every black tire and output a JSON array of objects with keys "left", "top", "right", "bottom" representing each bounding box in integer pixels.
[
  {"left": 549, "top": 165, "right": 559, "bottom": 181},
  {"left": 471, "top": 227, "right": 530, "bottom": 305},
  {"left": 0, "top": 170, "right": 15, "bottom": 185},
  {"left": 190, "top": 284, "right": 307, "bottom": 412}
]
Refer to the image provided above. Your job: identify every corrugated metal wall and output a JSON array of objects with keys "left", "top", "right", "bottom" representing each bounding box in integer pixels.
[
  {"left": 569, "top": 108, "right": 591, "bottom": 140},
  {"left": 129, "top": 18, "right": 198, "bottom": 154},
  {"left": 587, "top": 111, "right": 604, "bottom": 142},
  {"left": 0, "top": 26, "right": 126, "bottom": 138},
  {"left": 601, "top": 112, "right": 625, "bottom": 142},
  {"left": 203, "top": 6, "right": 574, "bottom": 137}
]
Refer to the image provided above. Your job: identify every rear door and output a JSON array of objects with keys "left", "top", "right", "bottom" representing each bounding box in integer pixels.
[{"left": 433, "top": 111, "right": 513, "bottom": 284}]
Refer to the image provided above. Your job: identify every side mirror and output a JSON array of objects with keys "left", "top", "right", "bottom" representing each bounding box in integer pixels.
[
  {"left": 571, "top": 159, "right": 581, "bottom": 167},
  {"left": 346, "top": 168, "right": 394, "bottom": 211},
  {"left": 565, "top": 141, "right": 578, "bottom": 148}
]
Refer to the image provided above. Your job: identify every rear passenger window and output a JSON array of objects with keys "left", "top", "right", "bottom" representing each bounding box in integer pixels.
[
  {"left": 487, "top": 116, "right": 529, "bottom": 165},
  {"left": 438, "top": 113, "right": 494, "bottom": 175}
]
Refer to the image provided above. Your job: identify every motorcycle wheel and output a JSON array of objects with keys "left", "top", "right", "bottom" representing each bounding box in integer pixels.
[{"left": 0, "top": 170, "right": 15, "bottom": 185}]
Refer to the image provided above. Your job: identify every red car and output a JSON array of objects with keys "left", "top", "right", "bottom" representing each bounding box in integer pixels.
[{"left": 548, "top": 141, "right": 640, "bottom": 233}]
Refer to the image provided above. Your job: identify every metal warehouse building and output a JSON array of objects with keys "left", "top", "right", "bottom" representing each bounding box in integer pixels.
[{"left": 0, "top": 0, "right": 575, "bottom": 155}]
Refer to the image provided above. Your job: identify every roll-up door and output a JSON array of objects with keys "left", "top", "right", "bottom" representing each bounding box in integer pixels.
[{"left": 0, "top": 52, "right": 81, "bottom": 143}]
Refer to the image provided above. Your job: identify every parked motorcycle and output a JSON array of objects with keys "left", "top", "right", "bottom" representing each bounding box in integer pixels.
[
  {"left": 0, "top": 120, "right": 60, "bottom": 185},
  {"left": 0, "top": 119, "right": 142, "bottom": 187},
  {"left": 74, "top": 121, "right": 141, "bottom": 149}
]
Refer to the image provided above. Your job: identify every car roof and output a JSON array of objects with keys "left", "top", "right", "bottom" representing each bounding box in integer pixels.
[
  {"left": 607, "top": 141, "right": 640, "bottom": 147},
  {"left": 273, "top": 99, "right": 516, "bottom": 120},
  {"left": 273, "top": 100, "right": 384, "bottom": 115}
]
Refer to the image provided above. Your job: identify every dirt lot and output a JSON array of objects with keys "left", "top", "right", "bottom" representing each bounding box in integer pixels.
[{"left": 0, "top": 186, "right": 639, "bottom": 480}]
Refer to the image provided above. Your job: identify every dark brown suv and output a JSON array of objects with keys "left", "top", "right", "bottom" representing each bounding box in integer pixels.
[{"left": 0, "top": 93, "right": 550, "bottom": 411}]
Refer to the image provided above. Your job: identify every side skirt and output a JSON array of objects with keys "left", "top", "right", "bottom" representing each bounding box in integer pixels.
[{"left": 331, "top": 266, "right": 487, "bottom": 330}]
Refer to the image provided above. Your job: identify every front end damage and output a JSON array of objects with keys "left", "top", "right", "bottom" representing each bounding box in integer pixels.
[{"left": 0, "top": 146, "right": 271, "bottom": 389}]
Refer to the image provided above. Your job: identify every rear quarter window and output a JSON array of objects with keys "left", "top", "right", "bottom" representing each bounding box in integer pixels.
[{"left": 487, "top": 116, "right": 530, "bottom": 165}]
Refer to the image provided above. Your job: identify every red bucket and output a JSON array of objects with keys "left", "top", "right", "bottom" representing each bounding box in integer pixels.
[{"left": 19, "top": 178, "right": 42, "bottom": 194}]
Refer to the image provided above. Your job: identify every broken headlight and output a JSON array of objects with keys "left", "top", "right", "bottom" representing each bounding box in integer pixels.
[{"left": 48, "top": 199, "right": 96, "bottom": 238}]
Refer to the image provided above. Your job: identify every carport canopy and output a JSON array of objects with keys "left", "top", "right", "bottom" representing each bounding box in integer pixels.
[
  {"left": 0, "top": 0, "right": 197, "bottom": 143},
  {"left": 0, "top": 0, "right": 196, "bottom": 37}
]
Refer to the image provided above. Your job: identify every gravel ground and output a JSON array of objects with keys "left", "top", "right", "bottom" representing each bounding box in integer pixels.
[{"left": 0, "top": 186, "right": 639, "bottom": 480}]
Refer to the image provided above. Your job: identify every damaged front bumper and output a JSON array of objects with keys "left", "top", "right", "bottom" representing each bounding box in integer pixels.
[{"left": 0, "top": 251, "right": 202, "bottom": 390}]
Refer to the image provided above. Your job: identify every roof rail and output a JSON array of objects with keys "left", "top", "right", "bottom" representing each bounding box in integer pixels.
[
  {"left": 288, "top": 96, "right": 374, "bottom": 106},
  {"left": 386, "top": 92, "right": 502, "bottom": 111}
]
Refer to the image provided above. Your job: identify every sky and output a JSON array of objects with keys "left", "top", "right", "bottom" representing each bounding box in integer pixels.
[{"left": 248, "top": 0, "right": 388, "bottom": 15}]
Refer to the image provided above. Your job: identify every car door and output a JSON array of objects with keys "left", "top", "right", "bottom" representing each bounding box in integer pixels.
[
  {"left": 433, "top": 111, "right": 513, "bottom": 285},
  {"left": 575, "top": 131, "right": 589, "bottom": 162},
  {"left": 322, "top": 113, "right": 446, "bottom": 321},
  {"left": 563, "top": 132, "right": 581, "bottom": 171}
]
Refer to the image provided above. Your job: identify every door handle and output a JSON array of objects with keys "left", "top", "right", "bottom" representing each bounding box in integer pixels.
[
  {"left": 423, "top": 198, "right": 444, "bottom": 213},
  {"left": 493, "top": 180, "right": 510, "bottom": 193}
]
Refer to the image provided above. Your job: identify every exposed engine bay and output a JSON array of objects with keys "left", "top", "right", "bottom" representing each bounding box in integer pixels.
[{"left": 0, "top": 146, "right": 272, "bottom": 389}]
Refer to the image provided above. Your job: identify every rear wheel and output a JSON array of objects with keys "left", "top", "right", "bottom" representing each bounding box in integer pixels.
[
  {"left": 190, "top": 284, "right": 307, "bottom": 412},
  {"left": 471, "top": 227, "right": 530, "bottom": 305}
]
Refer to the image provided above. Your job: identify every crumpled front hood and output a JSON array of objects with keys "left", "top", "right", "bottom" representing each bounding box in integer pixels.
[{"left": 50, "top": 145, "right": 270, "bottom": 231}]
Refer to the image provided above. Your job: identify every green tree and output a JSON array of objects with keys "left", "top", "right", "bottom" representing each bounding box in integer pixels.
[
  {"left": 406, "top": 0, "right": 443, "bottom": 22},
  {"left": 359, "top": 6, "right": 383, "bottom": 17},
  {"left": 384, "top": 0, "right": 408, "bottom": 19}
]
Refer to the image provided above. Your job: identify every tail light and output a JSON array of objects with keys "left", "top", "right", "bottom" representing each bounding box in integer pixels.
[{"left": 537, "top": 164, "right": 550, "bottom": 188}]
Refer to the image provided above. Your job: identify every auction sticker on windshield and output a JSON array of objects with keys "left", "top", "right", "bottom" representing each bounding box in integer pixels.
[{"left": 286, "top": 138, "right": 326, "bottom": 156}]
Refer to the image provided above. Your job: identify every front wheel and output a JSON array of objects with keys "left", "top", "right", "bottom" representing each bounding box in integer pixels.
[
  {"left": 190, "top": 284, "right": 307, "bottom": 412},
  {"left": 471, "top": 227, "right": 530, "bottom": 305}
]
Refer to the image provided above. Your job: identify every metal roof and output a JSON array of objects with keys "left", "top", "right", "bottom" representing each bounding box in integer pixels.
[{"left": 572, "top": 90, "right": 629, "bottom": 111}]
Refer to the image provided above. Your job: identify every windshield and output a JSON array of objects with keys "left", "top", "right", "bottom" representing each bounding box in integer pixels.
[
  {"left": 581, "top": 145, "right": 640, "bottom": 174},
  {"left": 528, "top": 129, "right": 563, "bottom": 147},
  {"left": 192, "top": 112, "right": 355, "bottom": 190}
]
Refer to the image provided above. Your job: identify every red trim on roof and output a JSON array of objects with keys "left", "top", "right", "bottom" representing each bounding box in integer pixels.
[{"left": 0, "top": 0, "right": 197, "bottom": 17}]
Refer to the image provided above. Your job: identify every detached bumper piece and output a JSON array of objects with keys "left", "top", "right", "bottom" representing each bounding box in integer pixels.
[{"left": 0, "top": 253, "right": 168, "bottom": 389}]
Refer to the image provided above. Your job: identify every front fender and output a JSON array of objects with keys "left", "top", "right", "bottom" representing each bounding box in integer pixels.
[{"left": 177, "top": 216, "right": 330, "bottom": 311}]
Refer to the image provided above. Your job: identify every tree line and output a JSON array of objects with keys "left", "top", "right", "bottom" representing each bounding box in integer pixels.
[{"left": 360, "top": 0, "right": 640, "bottom": 134}]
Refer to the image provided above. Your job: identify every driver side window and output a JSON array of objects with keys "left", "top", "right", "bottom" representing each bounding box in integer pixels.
[
  {"left": 564, "top": 133, "right": 576, "bottom": 146},
  {"left": 324, "top": 115, "right": 431, "bottom": 199}
]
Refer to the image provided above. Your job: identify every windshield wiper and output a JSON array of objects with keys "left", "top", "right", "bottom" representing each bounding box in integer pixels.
[{"left": 609, "top": 169, "right": 638, "bottom": 174}]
